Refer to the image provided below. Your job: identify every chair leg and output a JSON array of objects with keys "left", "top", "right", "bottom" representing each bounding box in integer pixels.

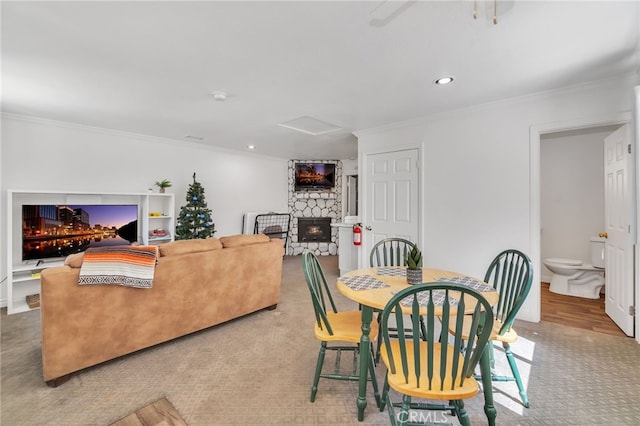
[
  {"left": 398, "top": 394, "right": 411, "bottom": 426},
  {"left": 384, "top": 387, "right": 397, "bottom": 425},
  {"left": 454, "top": 399, "right": 471, "bottom": 426},
  {"left": 310, "top": 342, "right": 327, "bottom": 402},
  {"left": 375, "top": 312, "right": 383, "bottom": 364},
  {"left": 380, "top": 374, "right": 390, "bottom": 412},
  {"left": 489, "top": 342, "right": 496, "bottom": 370},
  {"left": 504, "top": 342, "right": 530, "bottom": 408},
  {"left": 419, "top": 315, "right": 428, "bottom": 341},
  {"left": 368, "top": 345, "right": 381, "bottom": 408}
]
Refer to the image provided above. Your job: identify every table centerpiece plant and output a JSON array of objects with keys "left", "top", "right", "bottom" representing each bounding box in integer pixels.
[{"left": 406, "top": 245, "right": 423, "bottom": 285}]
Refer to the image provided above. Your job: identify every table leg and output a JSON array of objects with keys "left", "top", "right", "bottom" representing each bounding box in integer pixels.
[
  {"left": 356, "top": 305, "right": 374, "bottom": 421},
  {"left": 479, "top": 344, "right": 497, "bottom": 426}
]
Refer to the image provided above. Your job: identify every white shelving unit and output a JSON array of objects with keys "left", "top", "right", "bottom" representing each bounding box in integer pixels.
[
  {"left": 142, "top": 193, "right": 175, "bottom": 245},
  {"left": 5, "top": 190, "right": 175, "bottom": 314}
]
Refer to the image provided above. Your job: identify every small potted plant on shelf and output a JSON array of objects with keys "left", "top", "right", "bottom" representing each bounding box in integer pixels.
[
  {"left": 154, "top": 179, "right": 172, "bottom": 193},
  {"left": 406, "top": 245, "right": 423, "bottom": 285}
]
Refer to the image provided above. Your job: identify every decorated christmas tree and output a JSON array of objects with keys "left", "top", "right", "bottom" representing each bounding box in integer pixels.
[{"left": 175, "top": 173, "right": 216, "bottom": 240}]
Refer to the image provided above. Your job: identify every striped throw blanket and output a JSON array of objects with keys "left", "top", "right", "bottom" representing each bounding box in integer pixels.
[{"left": 78, "top": 246, "right": 159, "bottom": 288}]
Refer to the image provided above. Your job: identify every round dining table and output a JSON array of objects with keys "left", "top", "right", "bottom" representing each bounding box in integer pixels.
[{"left": 337, "top": 266, "right": 499, "bottom": 425}]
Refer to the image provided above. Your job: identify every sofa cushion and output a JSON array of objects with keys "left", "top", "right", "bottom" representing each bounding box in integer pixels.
[
  {"left": 159, "top": 238, "right": 223, "bottom": 257},
  {"left": 64, "top": 252, "right": 85, "bottom": 268},
  {"left": 219, "top": 234, "right": 270, "bottom": 248}
]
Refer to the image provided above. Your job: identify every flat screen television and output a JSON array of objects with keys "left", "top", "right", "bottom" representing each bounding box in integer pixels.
[
  {"left": 22, "top": 204, "right": 138, "bottom": 261},
  {"left": 294, "top": 162, "right": 336, "bottom": 191}
]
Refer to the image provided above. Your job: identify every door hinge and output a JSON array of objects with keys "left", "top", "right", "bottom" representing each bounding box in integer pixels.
[
  {"left": 629, "top": 144, "right": 632, "bottom": 154},
  {"left": 629, "top": 305, "right": 636, "bottom": 316}
]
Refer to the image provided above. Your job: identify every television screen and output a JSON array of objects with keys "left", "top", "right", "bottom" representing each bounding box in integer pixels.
[
  {"left": 22, "top": 204, "right": 138, "bottom": 261},
  {"left": 294, "top": 162, "right": 336, "bottom": 191}
]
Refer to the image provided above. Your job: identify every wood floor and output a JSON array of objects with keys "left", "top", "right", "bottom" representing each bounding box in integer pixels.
[
  {"left": 110, "top": 398, "right": 187, "bottom": 426},
  {"left": 540, "top": 282, "right": 627, "bottom": 337}
]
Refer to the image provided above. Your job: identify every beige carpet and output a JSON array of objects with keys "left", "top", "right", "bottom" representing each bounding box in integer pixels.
[{"left": 2, "top": 255, "right": 640, "bottom": 425}]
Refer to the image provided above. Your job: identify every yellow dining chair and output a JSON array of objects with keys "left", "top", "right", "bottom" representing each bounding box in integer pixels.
[
  {"left": 302, "top": 251, "right": 381, "bottom": 406},
  {"left": 448, "top": 249, "right": 533, "bottom": 407},
  {"left": 378, "top": 282, "right": 494, "bottom": 426}
]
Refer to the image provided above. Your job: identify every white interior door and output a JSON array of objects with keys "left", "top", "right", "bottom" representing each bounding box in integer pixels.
[
  {"left": 604, "top": 124, "right": 635, "bottom": 336},
  {"left": 363, "top": 149, "right": 419, "bottom": 262}
]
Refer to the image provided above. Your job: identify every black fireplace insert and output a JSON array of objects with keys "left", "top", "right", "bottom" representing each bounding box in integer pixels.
[{"left": 298, "top": 217, "right": 332, "bottom": 243}]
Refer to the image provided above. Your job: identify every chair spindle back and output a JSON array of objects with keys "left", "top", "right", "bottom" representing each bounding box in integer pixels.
[
  {"left": 484, "top": 249, "right": 533, "bottom": 335},
  {"left": 380, "top": 283, "right": 494, "bottom": 391},
  {"left": 302, "top": 251, "right": 338, "bottom": 335},
  {"left": 370, "top": 238, "right": 416, "bottom": 267}
]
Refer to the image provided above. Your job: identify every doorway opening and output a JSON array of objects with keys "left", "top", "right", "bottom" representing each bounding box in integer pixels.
[
  {"left": 540, "top": 125, "right": 621, "bottom": 334},
  {"left": 531, "top": 115, "right": 635, "bottom": 338}
]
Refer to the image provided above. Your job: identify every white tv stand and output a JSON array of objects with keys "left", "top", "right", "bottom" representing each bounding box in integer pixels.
[{"left": 5, "top": 190, "right": 175, "bottom": 314}]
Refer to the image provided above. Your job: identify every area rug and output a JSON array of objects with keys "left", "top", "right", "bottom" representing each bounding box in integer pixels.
[{"left": 109, "top": 397, "right": 187, "bottom": 426}]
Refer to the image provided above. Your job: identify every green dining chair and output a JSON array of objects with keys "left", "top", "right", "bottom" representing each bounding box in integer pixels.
[
  {"left": 370, "top": 238, "right": 416, "bottom": 268},
  {"left": 370, "top": 238, "right": 425, "bottom": 363},
  {"left": 447, "top": 249, "right": 533, "bottom": 408},
  {"left": 378, "top": 282, "right": 494, "bottom": 426},
  {"left": 301, "top": 251, "right": 381, "bottom": 406},
  {"left": 483, "top": 249, "right": 533, "bottom": 407}
]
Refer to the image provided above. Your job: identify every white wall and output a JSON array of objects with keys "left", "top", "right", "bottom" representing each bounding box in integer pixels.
[
  {"left": 1, "top": 114, "right": 288, "bottom": 305},
  {"left": 540, "top": 127, "right": 616, "bottom": 281},
  {"left": 356, "top": 74, "right": 639, "bottom": 323}
]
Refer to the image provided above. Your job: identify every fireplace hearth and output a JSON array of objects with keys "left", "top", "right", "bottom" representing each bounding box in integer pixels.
[{"left": 297, "top": 217, "right": 332, "bottom": 243}]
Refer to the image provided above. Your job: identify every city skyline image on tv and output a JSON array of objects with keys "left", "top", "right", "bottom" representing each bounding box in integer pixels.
[{"left": 22, "top": 204, "right": 138, "bottom": 261}]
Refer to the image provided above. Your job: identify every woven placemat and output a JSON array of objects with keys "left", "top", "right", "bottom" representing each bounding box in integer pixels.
[
  {"left": 396, "top": 290, "right": 457, "bottom": 307},
  {"left": 376, "top": 267, "right": 406, "bottom": 277},
  {"left": 339, "top": 275, "right": 390, "bottom": 291},
  {"left": 434, "top": 276, "right": 495, "bottom": 292}
]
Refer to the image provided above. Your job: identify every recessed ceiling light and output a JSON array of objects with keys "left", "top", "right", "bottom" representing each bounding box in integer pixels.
[
  {"left": 434, "top": 76, "right": 454, "bottom": 85},
  {"left": 247, "top": 145, "right": 256, "bottom": 150},
  {"left": 211, "top": 91, "right": 227, "bottom": 101}
]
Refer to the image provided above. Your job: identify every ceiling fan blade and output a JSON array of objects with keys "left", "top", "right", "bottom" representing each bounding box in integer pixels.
[{"left": 369, "top": 0, "right": 416, "bottom": 28}]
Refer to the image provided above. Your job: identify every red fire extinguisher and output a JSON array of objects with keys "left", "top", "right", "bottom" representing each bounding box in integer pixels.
[{"left": 353, "top": 224, "right": 362, "bottom": 246}]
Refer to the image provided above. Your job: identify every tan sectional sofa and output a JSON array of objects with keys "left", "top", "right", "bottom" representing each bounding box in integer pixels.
[{"left": 39, "top": 234, "right": 284, "bottom": 386}]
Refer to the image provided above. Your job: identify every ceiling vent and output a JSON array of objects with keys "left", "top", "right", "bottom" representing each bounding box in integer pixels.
[{"left": 278, "top": 116, "right": 341, "bottom": 136}]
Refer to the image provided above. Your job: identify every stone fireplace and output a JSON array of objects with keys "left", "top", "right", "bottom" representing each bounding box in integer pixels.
[
  {"left": 297, "top": 217, "right": 332, "bottom": 243},
  {"left": 288, "top": 160, "right": 342, "bottom": 256}
]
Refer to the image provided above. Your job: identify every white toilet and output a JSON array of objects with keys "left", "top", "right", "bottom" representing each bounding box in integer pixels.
[{"left": 543, "top": 237, "right": 606, "bottom": 299}]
